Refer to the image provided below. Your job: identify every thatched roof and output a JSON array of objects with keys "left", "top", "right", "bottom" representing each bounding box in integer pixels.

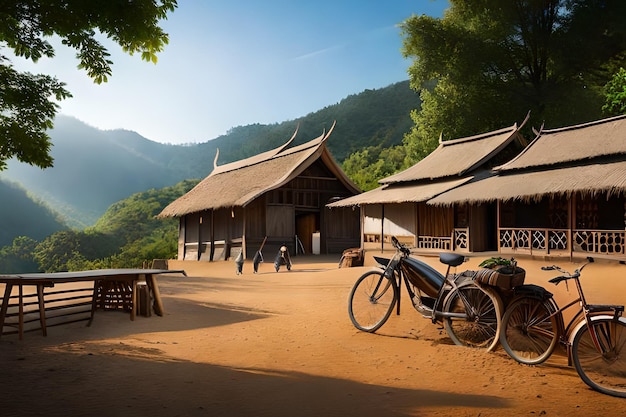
[
  {"left": 429, "top": 160, "right": 626, "bottom": 206},
  {"left": 327, "top": 177, "right": 472, "bottom": 207},
  {"left": 429, "top": 114, "right": 626, "bottom": 206},
  {"left": 380, "top": 116, "right": 527, "bottom": 184},
  {"left": 327, "top": 118, "right": 528, "bottom": 208},
  {"left": 159, "top": 122, "right": 359, "bottom": 217},
  {"left": 497, "top": 114, "right": 626, "bottom": 172}
]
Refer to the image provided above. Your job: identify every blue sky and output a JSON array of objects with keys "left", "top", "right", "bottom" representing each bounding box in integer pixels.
[{"left": 12, "top": 1, "right": 448, "bottom": 144}]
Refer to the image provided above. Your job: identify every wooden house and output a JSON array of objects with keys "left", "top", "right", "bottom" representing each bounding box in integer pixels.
[
  {"left": 159, "top": 123, "right": 361, "bottom": 261},
  {"left": 327, "top": 117, "right": 528, "bottom": 253},
  {"left": 429, "top": 114, "right": 626, "bottom": 261}
]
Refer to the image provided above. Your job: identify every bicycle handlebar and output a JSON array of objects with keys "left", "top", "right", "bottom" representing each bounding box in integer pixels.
[
  {"left": 391, "top": 236, "right": 411, "bottom": 256},
  {"left": 541, "top": 265, "right": 558, "bottom": 271},
  {"left": 543, "top": 261, "right": 591, "bottom": 285}
]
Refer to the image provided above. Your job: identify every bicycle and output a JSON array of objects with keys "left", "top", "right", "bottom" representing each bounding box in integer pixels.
[
  {"left": 500, "top": 260, "right": 626, "bottom": 397},
  {"left": 348, "top": 236, "right": 503, "bottom": 350}
]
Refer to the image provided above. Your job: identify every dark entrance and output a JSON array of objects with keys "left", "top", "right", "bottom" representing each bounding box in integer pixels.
[{"left": 296, "top": 212, "right": 320, "bottom": 254}]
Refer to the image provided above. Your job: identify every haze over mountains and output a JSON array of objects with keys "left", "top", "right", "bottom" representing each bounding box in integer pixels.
[{"left": 0, "top": 80, "right": 419, "bottom": 245}]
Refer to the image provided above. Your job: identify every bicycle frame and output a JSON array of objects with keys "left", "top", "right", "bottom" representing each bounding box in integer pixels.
[
  {"left": 374, "top": 248, "right": 471, "bottom": 323},
  {"left": 538, "top": 263, "right": 624, "bottom": 361}
]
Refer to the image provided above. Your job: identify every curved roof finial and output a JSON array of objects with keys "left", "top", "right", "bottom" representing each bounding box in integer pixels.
[{"left": 322, "top": 120, "right": 337, "bottom": 141}]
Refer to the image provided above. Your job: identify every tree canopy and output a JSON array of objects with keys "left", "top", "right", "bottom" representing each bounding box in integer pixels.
[
  {"left": 603, "top": 67, "right": 626, "bottom": 116},
  {"left": 400, "top": 0, "right": 626, "bottom": 164},
  {"left": 0, "top": 1, "right": 177, "bottom": 170}
]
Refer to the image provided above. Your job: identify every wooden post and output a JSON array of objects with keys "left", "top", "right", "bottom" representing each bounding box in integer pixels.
[
  {"left": 18, "top": 284, "right": 23, "bottom": 340},
  {"left": 131, "top": 278, "right": 138, "bottom": 321},
  {"left": 381, "top": 204, "right": 385, "bottom": 253},
  {"left": 146, "top": 274, "right": 164, "bottom": 316},
  {"left": 37, "top": 284, "right": 47, "bottom": 336},
  {"left": 0, "top": 283, "right": 13, "bottom": 338}
]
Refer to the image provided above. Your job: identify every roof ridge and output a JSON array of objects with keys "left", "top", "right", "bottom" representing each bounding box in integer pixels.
[
  {"left": 210, "top": 125, "right": 299, "bottom": 175},
  {"left": 540, "top": 113, "right": 626, "bottom": 135},
  {"left": 441, "top": 123, "right": 517, "bottom": 147}
]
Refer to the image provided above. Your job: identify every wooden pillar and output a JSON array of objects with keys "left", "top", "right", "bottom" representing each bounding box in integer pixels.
[
  {"left": 569, "top": 194, "right": 575, "bottom": 260},
  {"left": 242, "top": 207, "right": 247, "bottom": 259},
  {"left": 359, "top": 205, "right": 365, "bottom": 249},
  {"left": 497, "top": 200, "right": 501, "bottom": 253},
  {"left": 210, "top": 209, "right": 215, "bottom": 261},
  {"left": 380, "top": 204, "right": 385, "bottom": 252},
  {"left": 196, "top": 213, "right": 201, "bottom": 261},
  {"left": 178, "top": 217, "right": 185, "bottom": 260}
]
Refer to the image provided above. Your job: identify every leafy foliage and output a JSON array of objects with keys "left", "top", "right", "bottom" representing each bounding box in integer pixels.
[
  {"left": 342, "top": 145, "right": 408, "bottom": 191},
  {"left": 0, "top": 1, "right": 177, "bottom": 169},
  {"left": 603, "top": 67, "right": 626, "bottom": 116},
  {"left": 478, "top": 257, "right": 513, "bottom": 269},
  {"left": 0, "top": 236, "right": 39, "bottom": 273},
  {"left": 400, "top": 0, "right": 626, "bottom": 165}
]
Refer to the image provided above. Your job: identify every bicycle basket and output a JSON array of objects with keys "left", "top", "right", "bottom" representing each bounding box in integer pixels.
[{"left": 474, "top": 266, "right": 525, "bottom": 290}]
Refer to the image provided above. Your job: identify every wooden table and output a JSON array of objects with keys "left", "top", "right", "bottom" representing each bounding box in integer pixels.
[{"left": 0, "top": 268, "right": 186, "bottom": 339}]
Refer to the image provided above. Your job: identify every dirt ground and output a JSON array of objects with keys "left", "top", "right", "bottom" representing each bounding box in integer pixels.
[{"left": 1, "top": 252, "right": 626, "bottom": 417}]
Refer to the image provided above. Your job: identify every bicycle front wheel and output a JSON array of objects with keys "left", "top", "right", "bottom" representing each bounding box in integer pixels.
[
  {"left": 571, "top": 316, "right": 626, "bottom": 398},
  {"left": 500, "top": 296, "right": 559, "bottom": 365},
  {"left": 442, "top": 283, "right": 502, "bottom": 351},
  {"left": 348, "top": 270, "right": 397, "bottom": 332}
]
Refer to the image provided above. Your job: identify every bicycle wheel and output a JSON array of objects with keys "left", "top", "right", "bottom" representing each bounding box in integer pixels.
[
  {"left": 571, "top": 316, "right": 626, "bottom": 398},
  {"left": 442, "top": 282, "right": 502, "bottom": 351},
  {"left": 500, "top": 296, "right": 559, "bottom": 365},
  {"left": 348, "top": 270, "right": 397, "bottom": 332}
]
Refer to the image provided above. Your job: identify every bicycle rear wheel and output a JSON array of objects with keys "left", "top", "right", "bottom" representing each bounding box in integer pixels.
[
  {"left": 500, "top": 296, "right": 559, "bottom": 365},
  {"left": 571, "top": 316, "right": 626, "bottom": 398},
  {"left": 348, "top": 270, "right": 396, "bottom": 332},
  {"left": 442, "top": 282, "right": 502, "bottom": 351}
]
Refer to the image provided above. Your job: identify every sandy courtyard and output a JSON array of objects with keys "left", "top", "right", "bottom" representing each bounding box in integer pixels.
[{"left": 1, "top": 252, "right": 626, "bottom": 417}]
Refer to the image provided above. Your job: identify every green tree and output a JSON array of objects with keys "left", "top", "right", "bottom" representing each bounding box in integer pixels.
[
  {"left": 400, "top": 0, "right": 626, "bottom": 165},
  {"left": 0, "top": 236, "right": 39, "bottom": 273},
  {"left": 33, "top": 230, "right": 82, "bottom": 272},
  {"left": 603, "top": 67, "right": 626, "bottom": 116},
  {"left": 342, "top": 145, "right": 408, "bottom": 191},
  {"left": 0, "top": 1, "right": 177, "bottom": 170}
]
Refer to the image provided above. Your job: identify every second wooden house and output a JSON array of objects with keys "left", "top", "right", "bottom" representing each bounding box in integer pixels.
[{"left": 327, "top": 116, "right": 529, "bottom": 253}]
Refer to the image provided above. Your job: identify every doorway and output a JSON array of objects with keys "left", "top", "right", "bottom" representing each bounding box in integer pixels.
[{"left": 295, "top": 212, "right": 320, "bottom": 254}]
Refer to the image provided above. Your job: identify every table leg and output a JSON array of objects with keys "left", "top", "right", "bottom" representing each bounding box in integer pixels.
[
  {"left": 37, "top": 284, "right": 47, "bottom": 336},
  {"left": 18, "top": 284, "right": 23, "bottom": 340},
  {"left": 146, "top": 274, "right": 164, "bottom": 316},
  {"left": 88, "top": 280, "right": 101, "bottom": 326},
  {"left": 131, "top": 279, "right": 137, "bottom": 321},
  {"left": 0, "top": 284, "right": 13, "bottom": 339}
]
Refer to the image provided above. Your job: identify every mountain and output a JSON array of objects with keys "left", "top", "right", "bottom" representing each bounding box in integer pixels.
[
  {"left": 0, "top": 180, "right": 67, "bottom": 247},
  {"left": 0, "top": 80, "right": 419, "bottom": 229}
]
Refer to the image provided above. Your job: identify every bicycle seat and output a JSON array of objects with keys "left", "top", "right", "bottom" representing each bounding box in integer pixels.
[{"left": 439, "top": 253, "right": 465, "bottom": 267}]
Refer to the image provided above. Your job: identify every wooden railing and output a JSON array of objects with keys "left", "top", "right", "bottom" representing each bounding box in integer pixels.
[
  {"left": 415, "top": 228, "right": 469, "bottom": 251},
  {"left": 417, "top": 235, "right": 451, "bottom": 250},
  {"left": 499, "top": 227, "right": 625, "bottom": 257},
  {"left": 453, "top": 228, "right": 469, "bottom": 250},
  {"left": 364, "top": 228, "right": 469, "bottom": 252},
  {"left": 573, "top": 229, "right": 625, "bottom": 255}
]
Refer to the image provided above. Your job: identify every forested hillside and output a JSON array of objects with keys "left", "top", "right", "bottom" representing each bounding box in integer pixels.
[
  {"left": 0, "top": 181, "right": 67, "bottom": 247},
  {"left": 0, "top": 180, "right": 198, "bottom": 273},
  {"left": 0, "top": 80, "right": 418, "bottom": 228}
]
